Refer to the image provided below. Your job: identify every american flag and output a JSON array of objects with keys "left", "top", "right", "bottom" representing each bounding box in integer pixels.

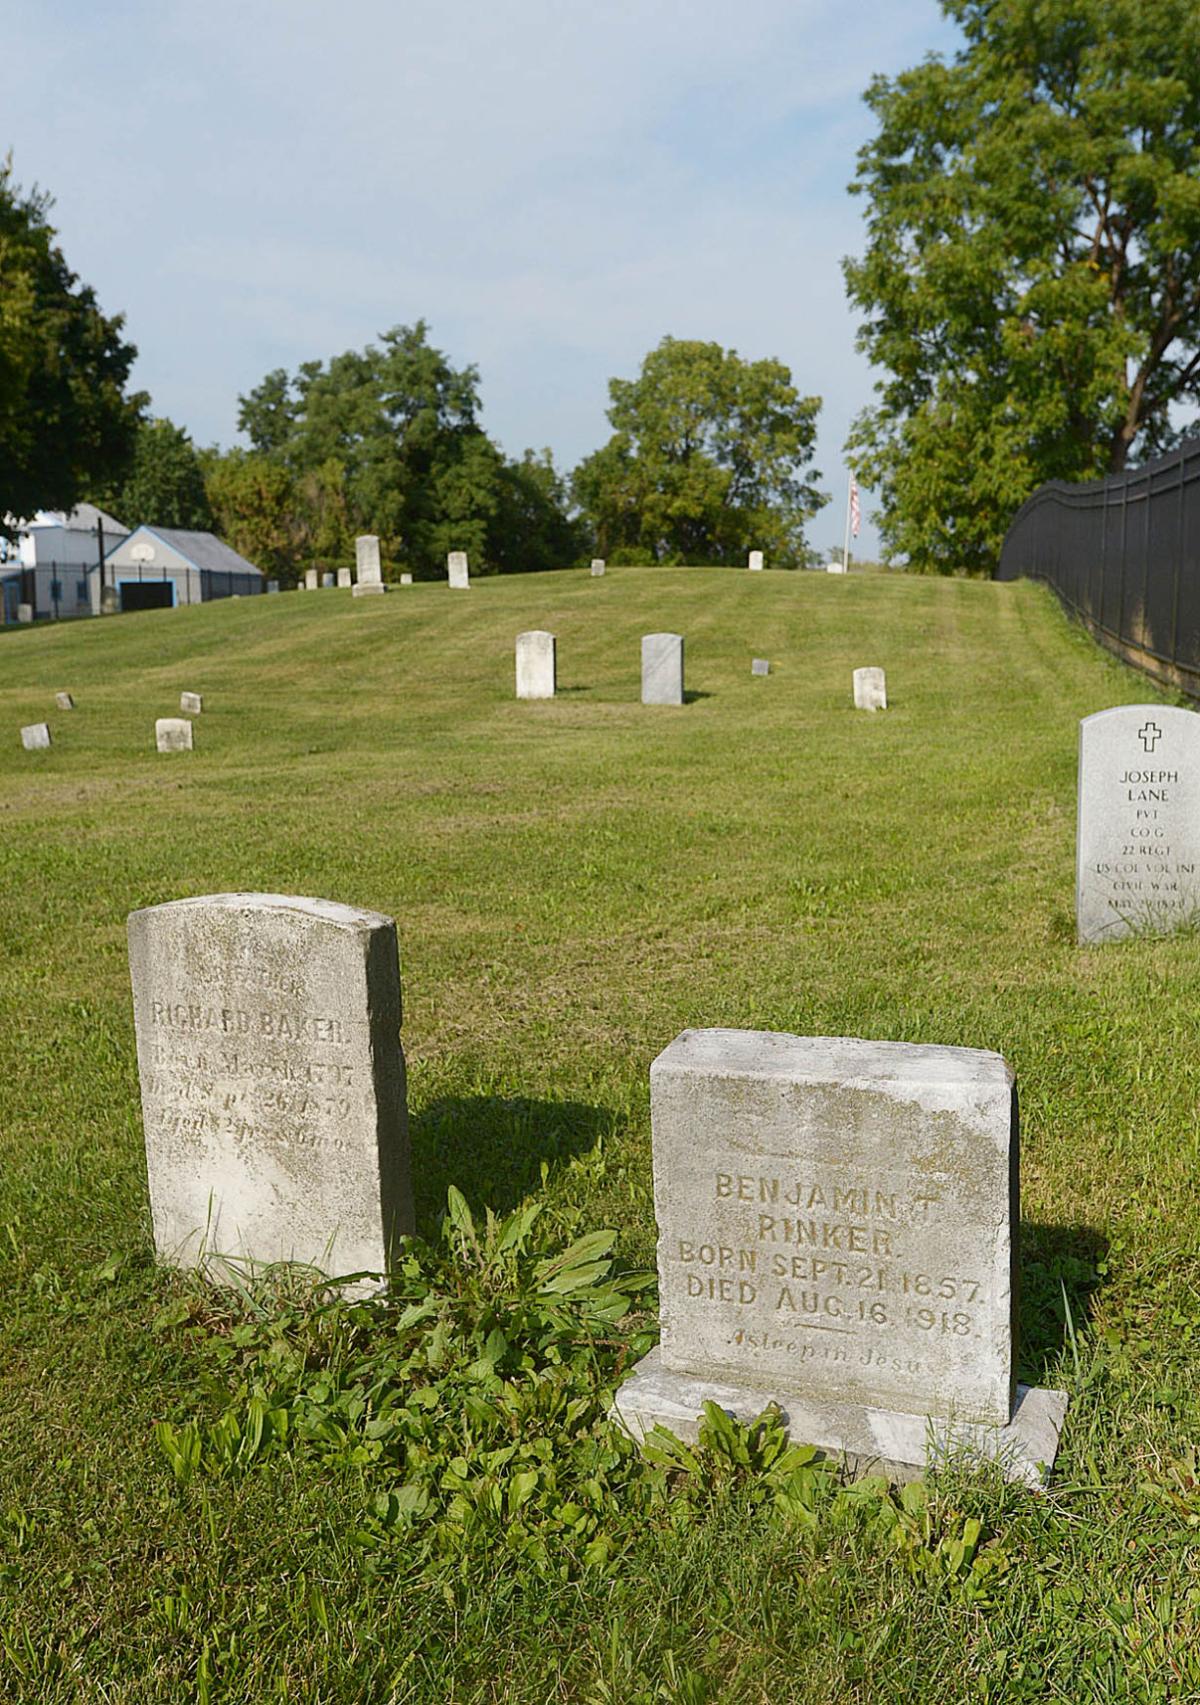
[{"left": 849, "top": 476, "right": 861, "bottom": 538}]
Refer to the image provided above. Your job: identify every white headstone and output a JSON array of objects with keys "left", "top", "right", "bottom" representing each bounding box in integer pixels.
[
  {"left": 321, "top": 572, "right": 336, "bottom": 589},
  {"left": 590, "top": 559, "right": 606, "bottom": 576},
  {"left": 304, "top": 568, "right": 319, "bottom": 592},
  {"left": 127, "top": 893, "right": 412, "bottom": 1286},
  {"left": 613, "top": 1029, "right": 1067, "bottom": 1487},
  {"left": 748, "top": 550, "right": 764, "bottom": 572},
  {"left": 399, "top": 573, "right": 413, "bottom": 585},
  {"left": 267, "top": 580, "right": 280, "bottom": 594},
  {"left": 751, "top": 659, "right": 770, "bottom": 677},
  {"left": 853, "top": 667, "right": 887, "bottom": 711},
  {"left": 515, "top": 630, "right": 556, "bottom": 700},
  {"left": 180, "top": 691, "right": 203, "bottom": 716},
  {"left": 17, "top": 603, "right": 32, "bottom": 624},
  {"left": 156, "top": 718, "right": 193, "bottom": 753},
  {"left": 353, "top": 535, "right": 387, "bottom": 597},
  {"left": 641, "top": 633, "right": 685, "bottom": 706},
  {"left": 55, "top": 692, "right": 75, "bottom": 711},
  {"left": 1077, "top": 705, "right": 1200, "bottom": 943},
  {"left": 336, "top": 567, "right": 352, "bottom": 589},
  {"left": 447, "top": 551, "right": 470, "bottom": 590},
  {"left": 828, "top": 561, "right": 847, "bottom": 575},
  {"left": 20, "top": 722, "right": 51, "bottom": 750}
]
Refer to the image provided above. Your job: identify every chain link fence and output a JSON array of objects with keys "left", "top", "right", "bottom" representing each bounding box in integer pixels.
[{"left": 997, "top": 436, "right": 1200, "bottom": 697}]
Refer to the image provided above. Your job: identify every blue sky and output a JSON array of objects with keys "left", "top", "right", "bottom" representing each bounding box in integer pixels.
[{"left": 7, "top": 1, "right": 961, "bottom": 557}]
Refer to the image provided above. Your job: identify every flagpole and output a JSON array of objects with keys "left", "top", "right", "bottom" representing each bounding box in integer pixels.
[{"left": 842, "top": 474, "right": 852, "bottom": 572}]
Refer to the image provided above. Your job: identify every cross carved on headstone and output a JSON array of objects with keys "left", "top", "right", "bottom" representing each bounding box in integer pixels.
[{"left": 1139, "top": 720, "right": 1163, "bottom": 753}]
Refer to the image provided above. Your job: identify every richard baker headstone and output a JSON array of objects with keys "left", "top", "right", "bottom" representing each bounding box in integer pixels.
[
  {"left": 128, "top": 893, "right": 412, "bottom": 1284},
  {"left": 854, "top": 667, "right": 887, "bottom": 711},
  {"left": 614, "top": 1029, "right": 1066, "bottom": 1486},
  {"left": 516, "top": 630, "right": 556, "bottom": 699},
  {"left": 642, "top": 633, "right": 685, "bottom": 706},
  {"left": 447, "top": 551, "right": 470, "bottom": 589},
  {"left": 21, "top": 722, "right": 51, "bottom": 750},
  {"left": 748, "top": 550, "right": 764, "bottom": 572},
  {"left": 55, "top": 692, "right": 75, "bottom": 710},
  {"left": 1077, "top": 705, "right": 1200, "bottom": 943},
  {"left": 180, "top": 691, "right": 203, "bottom": 715},
  {"left": 353, "top": 535, "right": 386, "bottom": 597},
  {"left": 156, "top": 718, "right": 193, "bottom": 752}
]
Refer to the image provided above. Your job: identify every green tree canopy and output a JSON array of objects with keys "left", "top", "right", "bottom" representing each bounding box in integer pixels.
[
  {"left": 844, "top": 0, "right": 1200, "bottom": 573},
  {"left": 572, "top": 337, "right": 825, "bottom": 567},
  {"left": 232, "top": 322, "right": 581, "bottom": 578},
  {"left": 100, "top": 416, "right": 212, "bottom": 530},
  {"left": 0, "top": 159, "right": 144, "bottom": 533}
]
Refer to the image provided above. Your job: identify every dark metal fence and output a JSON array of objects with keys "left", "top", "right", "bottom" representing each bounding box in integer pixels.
[{"left": 996, "top": 436, "right": 1200, "bottom": 696}]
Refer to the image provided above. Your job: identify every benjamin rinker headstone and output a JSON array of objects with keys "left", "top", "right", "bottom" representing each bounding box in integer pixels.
[
  {"left": 1077, "top": 704, "right": 1200, "bottom": 944},
  {"left": 128, "top": 894, "right": 412, "bottom": 1284},
  {"left": 613, "top": 1029, "right": 1067, "bottom": 1486}
]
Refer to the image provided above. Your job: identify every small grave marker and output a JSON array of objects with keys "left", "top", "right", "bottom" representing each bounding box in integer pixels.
[
  {"left": 267, "top": 580, "right": 280, "bottom": 594},
  {"left": 304, "top": 569, "right": 319, "bottom": 591},
  {"left": 336, "top": 567, "right": 352, "bottom": 589},
  {"left": 642, "top": 633, "right": 685, "bottom": 706},
  {"left": 180, "top": 692, "right": 203, "bottom": 716},
  {"left": 321, "top": 572, "right": 335, "bottom": 589},
  {"left": 17, "top": 604, "right": 32, "bottom": 624},
  {"left": 590, "top": 559, "right": 606, "bottom": 576},
  {"left": 447, "top": 551, "right": 470, "bottom": 590},
  {"left": 55, "top": 692, "right": 75, "bottom": 711},
  {"left": 128, "top": 893, "right": 412, "bottom": 1285},
  {"left": 516, "top": 631, "right": 556, "bottom": 699},
  {"left": 399, "top": 573, "right": 413, "bottom": 585},
  {"left": 156, "top": 718, "right": 193, "bottom": 753},
  {"left": 613, "top": 1029, "right": 1067, "bottom": 1486},
  {"left": 853, "top": 667, "right": 887, "bottom": 711},
  {"left": 751, "top": 658, "right": 770, "bottom": 677},
  {"left": 20, "top": 722, "right": 51, "bottom": 750},
  {"left": 353, "top": 535, "right": 387, "bottom": 597},
  {"left": 748, "top": 551, "right": 764, "bottom": 572},
  {"left": 1077, "top": 704, "right": 1200, "bottom": 943}
]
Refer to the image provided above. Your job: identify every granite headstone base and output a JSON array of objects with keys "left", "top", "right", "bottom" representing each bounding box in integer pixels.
[{"left": 614, "top": 1347, "right": 1067, "bottom": 1490}]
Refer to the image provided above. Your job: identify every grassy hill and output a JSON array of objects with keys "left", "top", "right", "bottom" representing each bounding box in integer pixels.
[{"left": 2, "top": 569, "right": 1198, "bottom": 1701}]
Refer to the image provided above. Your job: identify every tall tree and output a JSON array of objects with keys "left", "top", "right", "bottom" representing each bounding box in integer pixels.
[
  {"left": 0, "top": 159, "right": 144, "bottom": 532},
  {"left": 572, "top": 338, "right": 825, "bottom": 566},
  {"left": 102, "top": 416, "right": 212, "bottom": 529},
  {"left": 235, "top": 322, "right": 580, "bottom": 576},
  {"left": 845, "top": 0, "right": 1200, "bottom": 573}
]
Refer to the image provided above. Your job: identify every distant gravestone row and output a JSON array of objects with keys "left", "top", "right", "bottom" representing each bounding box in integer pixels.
[{"left": 124, "top": 892, "right": 1066, "bottom": 1485}]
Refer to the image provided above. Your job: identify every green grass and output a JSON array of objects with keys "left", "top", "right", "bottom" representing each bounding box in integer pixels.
[{"left": 2, "top": 567, "right": 1200, "bottom": 1703}]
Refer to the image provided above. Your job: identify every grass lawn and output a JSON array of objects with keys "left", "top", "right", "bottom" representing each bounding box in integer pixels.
[{"left": 2, "top": 566, "right": 1199, "bottom": 1703}]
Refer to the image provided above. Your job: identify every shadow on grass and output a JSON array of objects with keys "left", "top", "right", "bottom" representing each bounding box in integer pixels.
[
  {"left": 556, "top": 684, "right": 593, "bottom": 694},
  {"left": 683, "top": 690, "right": 714, "bottom": 704},
  {"left": 409, "top": 1094, "right": 615, "bottom": 1239},
  {"left": 1018, "top": 1219, "right": 1108, "bottom": 1388}
]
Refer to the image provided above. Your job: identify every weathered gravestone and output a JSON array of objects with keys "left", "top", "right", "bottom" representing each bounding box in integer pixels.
[
  {"left": 336, "top": 567, "right": 352, "bottom": 589},
  {"left": 516, "top": 630, "right": 556, "bottom": 699},
  {"left": 447, "top": 551, "right": 470, "bottom": 589},
  {"left": 321, "top": 572, "right": 335, "bottom": 589},
  {"left": 400, "top": 573, "right": 413, "bottom": 585},
  {"left": 353, "top": 535, "right": 387, "bottom": 597},
  {"left": 128, "top": 893, "right": 412, "bottom": 1284},
  {"left": 748, "top": 550, "right": 764, "bottom": 572},
  {"left": 590, "top": 559, "right": 606, "bottom": 576},
  {"left": 642, "top": 633, "right": 685, "bottom": 706},
  {"left": 17, "top": 603, "right": 32, "bottom": 624},
  {"left": 20, "top": 722, "right": 51, "bottom": 750},
  {"left": 180, "top": 691, "right": 203, "bottom": 716},
  {"left": 853, "top": 667, "right": 887, "bottom": 711},
  {"left": 614, "top": 1030, "right": 1067, "bottom": 1486},
  {"left": 751, "top": 658, "right": 770, "bottom": 677},
  {"left": 55, "top": 692, "right": 75, "bottom": 711},
  {"left": 156, "top": 718, "right": 193, "bottom": 753},
  {"left": 1077, "top": 705, "right": 1200, "bottom": 943},
  {"left": 304, "top": 568, "right": 319, "bottom": 591},
  {"left": 267, "top": 580, "right": 280, "bottom": 594}
]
